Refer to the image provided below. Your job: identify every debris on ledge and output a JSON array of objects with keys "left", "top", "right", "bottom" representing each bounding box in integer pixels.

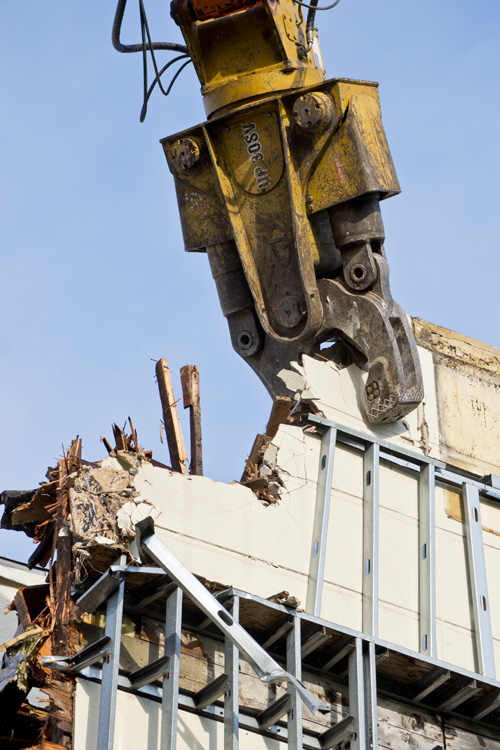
[{"left": 240, "top": 395, "right": 294, "bottom": 504}]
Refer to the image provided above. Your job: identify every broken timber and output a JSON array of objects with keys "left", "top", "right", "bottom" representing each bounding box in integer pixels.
[
  {"left": 180, "top": 364, "right": 203, "bottom": 476},
  {"left": 155, "top": 358, "right": 188, "bottom": 474}
]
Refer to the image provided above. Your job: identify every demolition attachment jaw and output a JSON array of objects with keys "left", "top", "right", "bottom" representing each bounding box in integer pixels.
[
  {"left": 320, "top": 195, "right": 424, "bottom": 423},
  {"left": 163, "top": 80, "right": 424, "bottom": 424},
  {"left": 111, "top": 0, "right": 423, "bottom": 423},
  {"left": 317, "top": 256, "right": 424, "bottom": 424},
  {"left": 156, "top": 0, "right": 424, "bottom": 424}
]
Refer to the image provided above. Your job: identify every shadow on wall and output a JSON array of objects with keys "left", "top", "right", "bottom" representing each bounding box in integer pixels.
[{"left": 0, "top": 586, "right": 19, "bottom": 651}]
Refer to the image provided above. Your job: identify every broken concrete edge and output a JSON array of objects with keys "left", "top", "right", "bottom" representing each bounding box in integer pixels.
[
  {"left": 0, "top": 423, "right": 164, "bottom": 748},
  {"left": 239, "top": 344, "right": 426, "bottom": 506},
  {"left": 240, "top": 392, "right": 315, "bottom": 505}
]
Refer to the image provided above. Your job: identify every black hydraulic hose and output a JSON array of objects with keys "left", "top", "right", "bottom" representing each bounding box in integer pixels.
[
  {"left": 112, "top": 0, "right": 188, "bottom": 54},
  {"left": 140, "top": 55, "right": 191, "bottom": 121},
  {"left": 296, "top": 0, "right": 341, "bottom": 56},
  {"left": 294, "top": 0, "right": 342, "bottom": 9},
  {"left": 305, "top": 0, "right": 319, "bottom": 53}
]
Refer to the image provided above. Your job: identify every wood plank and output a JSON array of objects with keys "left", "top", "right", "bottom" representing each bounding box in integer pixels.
[
  {"left": 180, "top": 365, "right": 203, "bottom": 476},
  {"left": 445, "top": 723, "right": 500, "bottom": 748},
  {"left": 241, "top": 434, "right": 268, "bottom": 482},
  {"left": 378, "top": 697, "right": 444, "bottom": 748},
  {"left": 14, "top": 589, "right": 33, "bottom": 629},
  {"left": 265, "top": 397, "right": 292, "bottom": 440},
  {"left": 155, "top": 358, "right": 188, "bottom": 474}
]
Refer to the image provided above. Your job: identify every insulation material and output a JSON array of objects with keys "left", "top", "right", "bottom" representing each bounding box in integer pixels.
[{"left": 69, "top": 453, "right": 159, "bottom": 558}]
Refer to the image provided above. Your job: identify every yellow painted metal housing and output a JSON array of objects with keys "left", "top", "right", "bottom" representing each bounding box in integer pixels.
[
  {"left": 172, "top": 0, "right": 326, "bottom": 116},
  {"left": 162, "top": 78, "right": 400, "bottom": 342}
]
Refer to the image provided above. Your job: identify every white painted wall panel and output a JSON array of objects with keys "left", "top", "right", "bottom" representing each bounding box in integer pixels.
[
  {"left": 0, "top": 560, "right": 46, "bottom": 656},
  {"left": 0, "top": 583, "right": 19, "bottom": 646},
  {"left": 74, "top": 679, "right": 280, "bottom": 750}
]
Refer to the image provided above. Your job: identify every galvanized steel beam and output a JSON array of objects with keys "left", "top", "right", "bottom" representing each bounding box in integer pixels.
[
  {"left": 96, "top": 570, "right": 125, "bottom": 750},
  {"left": 437, "top": 676, "right": 480, "bottom": 711},
  {"left": 363, "top": 444, "right": 379, "bottom": 637},
  {"left": 348, "top": 638, "right": 378, "bottom": 750},
  {"left": 287, "top": 616, "right": 303, "bottom": 750},
  {"left": 257, "top": 694, "right": 293, "bottom": 731},
  {"left": 306, "top": 426, "right": 337, "bottom": 617},
  {"left": 224, "top": 596, "right": 239, "bottom": 750},
  {"left": 320, "top": 634, "right": 355, "bottom": 672},
  {"left": 161, "top": 586, "right": 182, "bottom": 750},
  {"left": 419, "top": 463, "right": 436, "bottom": 657},
  {"left": 136, "top": 518, "right": 327, "bottom": 716},
  {"left": 194, "top": 673, "right": 229, "bottom": 710},
  {"left": 412, "top": 667, "right": 451, "bottom": 703},
  {"left": 129, "top": 655, "right": 170, "bottom": 689},
  {"left": 462, "top": 483, "right": 495, "bottom": 678}
]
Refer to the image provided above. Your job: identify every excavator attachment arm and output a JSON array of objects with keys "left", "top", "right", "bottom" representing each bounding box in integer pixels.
[
  {"left": 163, "top": 73, "right": 423, "bottom": 422},
  {"left": 114, "top": 0, "right": 424, "bottom": 423}
]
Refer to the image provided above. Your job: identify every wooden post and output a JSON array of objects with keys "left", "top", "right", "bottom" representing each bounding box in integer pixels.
[
  {"left": 156, "top": 359, "right": 188, "bottom": 474},
  {"left": 265, "top": 396, "right": 292, "bottom": 439},
  {"left": 180, "top": 365, "right": 203, "bottom": 476}
]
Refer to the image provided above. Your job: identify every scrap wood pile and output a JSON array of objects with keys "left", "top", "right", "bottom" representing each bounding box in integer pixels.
[
  {"left": 0, "top": 421, "right": 157, "bottom": 749},
  {"left": 0, "top": 439, "right": 82, "bottom": 748}
]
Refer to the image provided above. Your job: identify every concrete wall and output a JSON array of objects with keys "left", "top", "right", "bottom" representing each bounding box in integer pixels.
[
  {"left": 413, "top": 318, "right": 500, "bottom": 477},
  {"left": 126, "top": 425, "right": 499, "bottom": 675},
  {"left": 117, "top": 320, "right": 500, "bottom": 676}
]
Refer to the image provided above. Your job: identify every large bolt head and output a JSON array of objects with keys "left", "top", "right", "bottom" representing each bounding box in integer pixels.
[
  {"left": 278, "top": 296, "right": 305, "bottom": 328},
  {"left": 171, "top": 137, "right": 201, "bottom": 172},
  {"left": 292, "top": 92, "right": 334, "bottom": 133}
]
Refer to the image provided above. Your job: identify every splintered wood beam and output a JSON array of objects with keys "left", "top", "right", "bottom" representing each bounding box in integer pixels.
[
  {"left": 156, "top": 359, "right": 188, "bottom": 474},
  {"left": 180, "top": 364, "right": 203, "bottom": 476},
  {"left": 14, "top": 591, "right": 31, "bottom": 629},
  {"left": 240, "top": 433, "right": 268, "bottom": 482},
  {"left": 265, "top": 396, "right": 292, "bottom": 440}
]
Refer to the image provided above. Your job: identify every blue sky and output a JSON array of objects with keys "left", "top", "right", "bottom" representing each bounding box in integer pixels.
[{"left": 1, "top": 0, "right": 499, "bottom": 562}]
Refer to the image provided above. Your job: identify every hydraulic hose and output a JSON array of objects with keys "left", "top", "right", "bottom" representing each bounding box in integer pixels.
[
  {"left": 295, "top": 0, "right": 342, "bottom": 56},
  {"left": 112, "top": 0, "right": 188, "bottom": 54}
]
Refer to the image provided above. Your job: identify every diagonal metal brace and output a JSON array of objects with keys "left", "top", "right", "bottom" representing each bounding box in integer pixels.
[
  {"left": 193, "top": 673, "right": 229, "bottom": 709},
  {"left": 128, "top": 655, "right": 171, "bottom": 689},
  {"left": 257, "top": 693, "right": 292, "bottom": 731},
  {"left": 42, "top": 636, "right": 112, "bottom": 673},
  {"left": 135, "top": 518, "right": 328, "bottom": 716}
]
